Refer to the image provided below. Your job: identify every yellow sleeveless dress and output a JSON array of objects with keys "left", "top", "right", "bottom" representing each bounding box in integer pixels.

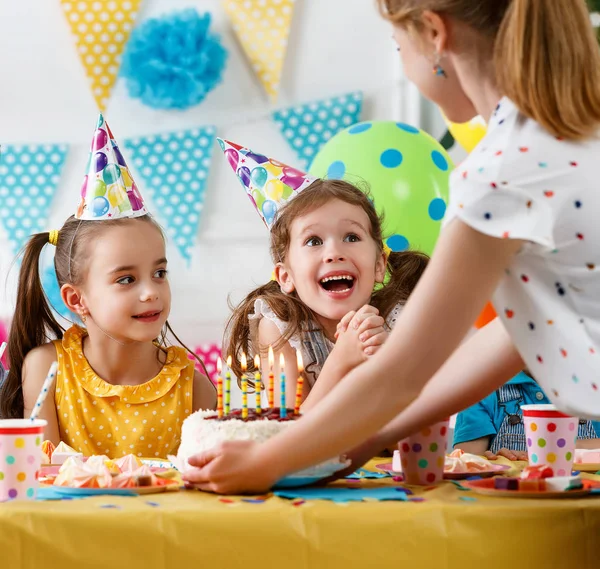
[{"left": 53, "top": 326, "right": 194, "bottom": 459}]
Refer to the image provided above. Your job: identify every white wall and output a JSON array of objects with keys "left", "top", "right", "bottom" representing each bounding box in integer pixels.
[{"left": 0, "top": 0, "right": 454, "bottom": 351}]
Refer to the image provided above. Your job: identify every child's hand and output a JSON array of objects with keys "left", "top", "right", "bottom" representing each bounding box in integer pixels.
[
  {"left": 483, "top": 448, "right": 528, "bottom": 461},
  {"left": 336, "top": 305, "right": 387, "bottom": 357}
]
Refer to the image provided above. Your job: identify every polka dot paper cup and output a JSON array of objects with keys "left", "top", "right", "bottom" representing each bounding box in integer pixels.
[
  {"left": 521, "top": 405, "right": 578, "bottom": 476},
  {"left": 398, "top": 419, "right": 450, "bottom": 485},
  {"left": 0, "top": 419, "right": 47, "bottom": 501}
]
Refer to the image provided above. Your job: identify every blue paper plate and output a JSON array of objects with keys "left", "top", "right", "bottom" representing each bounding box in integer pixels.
[{"left": 273, "top": 476, "right": 325, "bottom": 489}]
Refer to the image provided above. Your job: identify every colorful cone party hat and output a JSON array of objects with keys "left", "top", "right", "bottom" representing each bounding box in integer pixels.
[
  {"left": 217, "top": 138, "right": 316, "bottom": 229},
  {"left": 76, "top": 114, "right": 147, "bottom": 220}
]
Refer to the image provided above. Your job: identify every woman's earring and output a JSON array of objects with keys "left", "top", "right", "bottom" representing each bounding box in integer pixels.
[{"left": 432, "top": 53, "right": 447, "bottom": 78}]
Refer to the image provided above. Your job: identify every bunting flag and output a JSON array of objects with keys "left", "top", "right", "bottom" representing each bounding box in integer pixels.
[
  {"left": 124, "top": 126, "right": 216, "bottom": 264},
  {"left": 222, "top": 0, "right": 295, "bottom": 101},
  {"left": 0, "top": 144, "right": 68, "bottom": 254},
  {"left": 60, "top": 0, "right": 143, "bottom": 111},
  {"left": 273, "top": 92, "right": 363, "bottom": 168}
]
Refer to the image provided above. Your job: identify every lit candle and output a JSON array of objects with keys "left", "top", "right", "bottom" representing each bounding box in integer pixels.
[
  {"left": 241, "top": 352, "right": 248, "bottom": 420},
  {"left": 254, "top": 354, "right": 262, "bottom": 415},
  {"left": 225, "top": 355, "right": 232, "bottom": 414},
  {"left": 294, "top": 350, "right": 304, "bottom": 415},
  {"left": 268, "top": 346, "right": 275, "bottom": 408},
  {"left": 216, "top": 357, "right": 223, "bottom": 418},
  {"left": 279, "top": 352, "right": 286, "bottom": 419}
]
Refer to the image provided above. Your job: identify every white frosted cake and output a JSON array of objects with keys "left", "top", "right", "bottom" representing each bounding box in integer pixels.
[{"left": 175, "top": 408, "right": 348, "bottom": 478}]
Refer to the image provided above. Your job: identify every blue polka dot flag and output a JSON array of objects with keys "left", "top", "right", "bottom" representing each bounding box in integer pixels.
[
  {"left": 0, "top": 144, "right": 68, "bottom": 254},
  {"left": 272, "top": 91, "right": 363, "bottom": 169},
  {"left": 124, "top": 126, "right": 216, "bottom": 265}
]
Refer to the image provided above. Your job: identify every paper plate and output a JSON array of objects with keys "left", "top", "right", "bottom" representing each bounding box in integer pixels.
[
  {"left": 39, "top": 479, "right": 179, "bottom": 496},
  {"left": 273, "top": 459, "right": 351, "bottom": 489},
  {"left": 461, "top": 478, "right": 591, "bottom": 499},
  {"left": 375, "top": 462, "right": 511, "bottom": 480}
]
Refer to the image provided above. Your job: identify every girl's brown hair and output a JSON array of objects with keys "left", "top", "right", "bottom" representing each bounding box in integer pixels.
[
  {"left": 378, "top": 0, "right": 600, "bottom": 140},
  {"left": 224, "top": 178, "right": 429, "bottom": 378},
  {"left": 0, "top": 215, "right": 207, "bottom": 419}
]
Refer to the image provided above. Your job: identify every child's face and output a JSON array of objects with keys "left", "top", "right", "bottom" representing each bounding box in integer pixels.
[
  {"left": 392, "top": 23, "right": 478, "bottom": 124},
  {"left": 76, "top": 221, "right": 171, "bottom": 343},
  {"left": 277, "top": 199, "right": 386, "bottom": 332}
]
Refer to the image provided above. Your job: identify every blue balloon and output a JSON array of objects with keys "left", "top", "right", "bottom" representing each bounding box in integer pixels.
[
  {"left": 250, "top": 166, "right": 268, "bottom": 188},
  {"left": 92, "top": 196, "right": 110, "bottom": 217},
  {"left": 262, "top": 200, "right": 277, "bottom": 225}
]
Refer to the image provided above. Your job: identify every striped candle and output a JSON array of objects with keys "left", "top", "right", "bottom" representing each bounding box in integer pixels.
[
  {"left": 268, "top": 346, "right": 275, "bottom": 408},
  {"left": 279, "top": 352, "right": 286, "bottom": 419},
  {"left": 254, "top": 354, "right": 262, "bottom": 415},
  {"left": 216, "top": 357, "right": 223, "bottom": 418},
  {"left": 225, "top": 355, "right": 232, "bottom": 414},
  {"left": 294, "top": 350, "right": 304, "bottom": 415},
  {"left": 241, "top": 352, "right": 248, "bottom": 420}
]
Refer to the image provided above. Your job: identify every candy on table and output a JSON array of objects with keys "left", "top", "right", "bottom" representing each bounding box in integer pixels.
[
  {"left": 494, "top": 477, "right": 520, "bottom": 490},
  {"left": 41, "top": 440, "right": 55, "bottom": 464},
  {"left": 111, "top": 464, "right": 157, "bottom": 488},
  {"left": 517, "top": 479, "right": 546, "bottom": 492},
  {"left": 115, "top": 454, "right": 144, "bottom": 472},
  {"left": 520, "top": 465, "right": 554, "bottom": 480},
  {"left": 445, "top": 449, "right": 494, "bottom": 473},
  {"left": 544, "top": 476, "right": 583, "bottom": 492},
  {"left": 574, "top": 449, "right": 600, "bottom": 464},
  {"left": 53, "top": 456, "right": 113, "bottom": 489},
  {"left": 51, "top": 441, "right": 83, "bottom": 465},
  {"left": 86, "top": 455, "right": 120, "bottom": 475}
]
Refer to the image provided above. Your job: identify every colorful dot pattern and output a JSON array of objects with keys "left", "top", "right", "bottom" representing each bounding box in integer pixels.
[
  {"left": 0, "top": 429, "right": 43, "bottom": 501},
  {"left": 399, "top": 420, "right": 449, "bottom": 485},
  {"left": 53, "top": 325, "right": 194, "bottom": 459},
  {"left": 524, "top": 417, "right": 577, "bottom": 476},
  {"left": 191, "top": 343, "right": 222, "bottom": 385},
  {"left": 273, "top": 92, "right": 363, "bottom": 169},
  {"left": 0, "top": 144, "right": 68, "bottom": 255},
  {"left": 443, "top": 97, "right": 600, "bottom": 418},
  {"left": 60, "top": 0, "right": 142, "bottom": 111},
  {"left": 309, "top": 121, "right": 452, "bottom": 256},
  {"left": 124, "top": 126, "right": 216, "bottom": 265},
  {"left": 222, "top": 0, "right": 295, "bottom": 101}
]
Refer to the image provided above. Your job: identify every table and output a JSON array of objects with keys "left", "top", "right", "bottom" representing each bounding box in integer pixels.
[{"left": 1, "top": 459, "right": 600, "bottom": 569}]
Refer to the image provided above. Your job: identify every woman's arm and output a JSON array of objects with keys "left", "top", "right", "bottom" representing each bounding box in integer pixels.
[
  {"left": 185, "top": 220, "right": 524, "bottom": 493},
  {"left": 22, "top": 343, "right": 60, "bottom": 444}
]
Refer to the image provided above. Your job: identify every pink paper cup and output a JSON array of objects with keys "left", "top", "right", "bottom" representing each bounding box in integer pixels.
[
  {"left": 398, "top": 419, "right": 450, "bottom": 485},
  {"left": 521, "top": 404, "right": 577, "bottom": 476},
  {"left": 0, "top": 419, "right": 47, "bottom": 501}
]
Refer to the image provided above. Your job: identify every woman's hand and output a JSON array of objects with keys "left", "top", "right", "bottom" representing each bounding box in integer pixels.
[{"left": 182, "top": 440, "right": 280, "bottom": 495}]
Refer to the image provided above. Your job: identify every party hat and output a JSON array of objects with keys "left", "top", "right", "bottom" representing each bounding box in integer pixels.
[
  {"left": 76, "top": 114, "right": 147, "bottom": 220},
  {"left": 217, "top": 138, "right": 316, "bottom": 229}
]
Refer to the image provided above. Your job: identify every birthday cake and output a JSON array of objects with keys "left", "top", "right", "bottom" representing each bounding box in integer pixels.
[{"left": 175, "top": 408, "right": 348, "bottom": 477}]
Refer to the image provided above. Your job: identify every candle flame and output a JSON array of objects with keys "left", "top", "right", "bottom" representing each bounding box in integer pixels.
[
  {"left": 241, "top": 352, "right": 247, "bottom": 371},
  {"left": 226, "top": 355, "right": 232, "bottom": 367},
  {"left": 279, "top": 352, "right": 285, "bottom": 370},
  {"left": 216, "top": 357, "right": 222, "bottom": 374},
  {"left": 254, "top": 354, "right": 260, "bottom": 369},
  {"left": 296, "top": 350, "right": 304, "bottom": 373},
  {"left": 268, "top": 346, "right": 274, "bottom": 369}
]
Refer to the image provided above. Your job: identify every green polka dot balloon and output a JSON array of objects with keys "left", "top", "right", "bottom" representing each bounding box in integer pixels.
[{"left": 309, "top": 121, "right": 453, "bottom": 255}]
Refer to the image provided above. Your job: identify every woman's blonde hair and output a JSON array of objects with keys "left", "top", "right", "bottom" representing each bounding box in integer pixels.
[{"left": 378, "top": 0, "right": 600, "bottom": 140}]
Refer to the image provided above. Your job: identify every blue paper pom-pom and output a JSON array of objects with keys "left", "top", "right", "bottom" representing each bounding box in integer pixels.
[{"left": 120, "top": 9, "right": 228, "bottom": 110}]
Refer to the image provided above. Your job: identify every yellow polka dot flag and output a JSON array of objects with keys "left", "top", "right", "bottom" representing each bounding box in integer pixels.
[
  {"left": 60, "top": 0, "right": 142, "bottom": 111},
  {"left": 222, "top": 0, "right": 295, "bottom": 102}
]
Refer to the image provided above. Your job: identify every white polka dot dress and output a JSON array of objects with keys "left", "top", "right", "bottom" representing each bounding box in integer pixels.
[
  {"left": 53, "top": 326, "right": 194, "bottom": 459},
  {"left": 443, "top": 98, "right": 600, "bottom": 419}
]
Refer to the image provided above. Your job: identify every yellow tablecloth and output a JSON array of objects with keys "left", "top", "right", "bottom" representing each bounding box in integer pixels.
[{"left": 1, "top": 459, "right": 600, "bottom": 569}]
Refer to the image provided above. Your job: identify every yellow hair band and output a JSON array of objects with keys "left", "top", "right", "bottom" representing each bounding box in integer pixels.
[{"left": 48, "top": 229, "right": 59, "bottom": 246}]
